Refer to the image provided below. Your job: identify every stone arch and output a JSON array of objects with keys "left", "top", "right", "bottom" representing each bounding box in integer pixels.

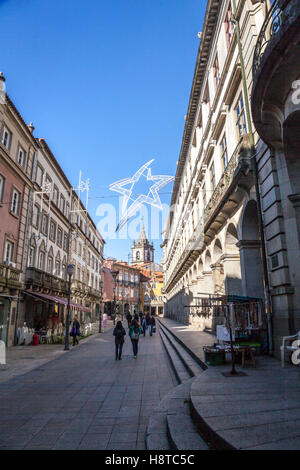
[
  {"left": 204, "top": 250, "right": 212, "bottom": 271},
  {"left": 223, "top": 223, "right": 242, "bottom": 295},
  {"left": 213, "top": 238, "right": 223, "bottom": 263},
  {"left": 238, "top": 200, "right": 264, "bottom": 299},
  {"left": 283, "top": 110, "right": 300, "bottom": 196}
]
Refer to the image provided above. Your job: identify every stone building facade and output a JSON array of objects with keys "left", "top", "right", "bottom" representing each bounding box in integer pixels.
[
  {"left": 162, "top": 1, "right": 268, "bottom": 334},
  {"left": 0, "top": 79, "right": 37, "bottom": 346},
  {"left": 131, "top": 223, "right": 154, "bottom": 264},
  {"left": 251, "top": 0, "right": 300, "bottom": 355}
]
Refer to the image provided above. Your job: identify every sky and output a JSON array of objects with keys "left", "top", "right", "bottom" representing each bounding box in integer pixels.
[{"left": 0, "top": 0, "right": 206, "bottom": 263}]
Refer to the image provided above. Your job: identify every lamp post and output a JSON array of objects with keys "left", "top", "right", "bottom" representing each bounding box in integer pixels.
[
  {"left": 111, "top": 270, "right": 118, "bottom": 325},
  {"left": 64, "top": 264, "right": 75, "bottom": 351},
  {"left": 99, "top": 280, "right": 104, "bottom": 333}
]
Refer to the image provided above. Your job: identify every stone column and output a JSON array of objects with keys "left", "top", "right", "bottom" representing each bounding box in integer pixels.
[
  {"left": 237, "top": 240, "right": 264, "bottom": 299},
  {"left": 202, "top": 271, "right": 214, "bottom": 294},
  {"left": 220, "top": 254, "right": 243, "bottom": 296},
  {"left": 211, "top": 263, "right": 224, "bottom": 295}
]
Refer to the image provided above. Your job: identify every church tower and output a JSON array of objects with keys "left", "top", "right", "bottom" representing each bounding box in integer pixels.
[{"left": 131, "top": 223, "right": 154, "bottom": 265}]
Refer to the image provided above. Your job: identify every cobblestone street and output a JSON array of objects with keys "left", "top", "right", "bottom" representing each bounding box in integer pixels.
[{"left": 0, "top": 325, "right": 176, "bottom": 450}]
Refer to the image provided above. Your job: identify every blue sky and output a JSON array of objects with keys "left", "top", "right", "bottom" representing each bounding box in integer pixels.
[{"left": 1, "top": 0, "right": 206, "bottom": 262}]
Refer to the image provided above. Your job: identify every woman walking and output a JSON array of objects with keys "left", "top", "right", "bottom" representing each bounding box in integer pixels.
[
  {"left": 113, "top": 321, "right": 126, "bottom": 360},
  {"left": 142, "top": 314, "right": 147, "bottom": 336},
  {"left": 149, "top": 314, "right": 156, "bottom": 336},
  {"left": 129, "top": 319, "right": 142, "bottom": 358}
]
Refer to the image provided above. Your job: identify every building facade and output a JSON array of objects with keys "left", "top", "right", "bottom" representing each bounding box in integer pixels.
[
  {"left": 0, "top": 80, "right": 37, "bottom": 346},
  {"left": 103, "top": 259, "right": 140, "bottom": 317},
  {"left": 131, "top": 223, "right": 154, "bottom": 264},
  {"left": 251, "top": 0, "right": 300, "bottom": 355},
  {"left": 162, "top": 1, "right": 268, "bottom": 335},
  {"left": 0, "top": 76, "right": 105, "bottom": 344}
]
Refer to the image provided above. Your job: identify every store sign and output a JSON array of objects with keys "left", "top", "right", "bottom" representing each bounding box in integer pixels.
[{"left": 0, "top": 340, "right": 6, "bottom": 365}]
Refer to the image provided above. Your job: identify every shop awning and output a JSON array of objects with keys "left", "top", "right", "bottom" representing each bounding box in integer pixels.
[{"left": 23, "top": 291, "right": 91, "bottom": 312}]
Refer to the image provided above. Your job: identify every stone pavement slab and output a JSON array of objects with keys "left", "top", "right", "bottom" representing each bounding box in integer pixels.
[{"left": 0, "top": 321, "right": 177, "bottom": 450}]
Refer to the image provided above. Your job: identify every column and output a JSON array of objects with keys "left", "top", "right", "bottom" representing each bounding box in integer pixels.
[
  {"left": 237, "top": 240, "right": 264, "bottom": 299},
  {"left": 220, "top": 254, "right": 243, "bottom": 296}
]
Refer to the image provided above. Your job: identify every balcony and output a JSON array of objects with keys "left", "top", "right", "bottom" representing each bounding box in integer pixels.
[
  {"left": 203, "top": 135, "right": 252, "bottom": 236},
  {"left": 0, "top": 264, "right": 22, "bottom": 290},
  {"left": 26, "top": 267, "right": 67, "bottom": 293},
  {"left": 252, "top": 0, "right": 300, "bottom": 145}
]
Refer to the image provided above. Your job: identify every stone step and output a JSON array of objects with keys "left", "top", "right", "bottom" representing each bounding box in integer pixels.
[
  {"left": 157, "top": 318, "right": 207, "bottom": 371},
  {"left": 146, "top": 378, "right": 209, "bottom": 451},
  {"left": 146, "top": 379, "right": 193, "bottom": 450},
  {"left": 159, "top": 321, "right": 204, "bottom": 378},
  {"left": 189, "top": 372, "right": 235, "bottom": 450},
  {"left": 159, "top": 325, "right": 192, "bottom": 384}
]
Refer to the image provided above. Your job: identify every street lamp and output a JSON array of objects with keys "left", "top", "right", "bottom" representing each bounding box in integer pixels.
[
  {"left": 111, "top": 270, "right": 118, "bottom": 325},
  {"left": 99, "top": 280, "right": 104, "bottom": 333},
  {"left": 64, "top": 264, "right": 75, "bottom": 351}
]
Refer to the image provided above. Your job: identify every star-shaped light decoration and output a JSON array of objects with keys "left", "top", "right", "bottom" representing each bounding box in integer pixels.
[{"left": 109, "top": 159, "right": 174, "bottom": 232}]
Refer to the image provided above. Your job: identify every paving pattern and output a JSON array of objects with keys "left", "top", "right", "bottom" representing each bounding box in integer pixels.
[{"left": 0, "top": 324, "right": 177, "bottom": 450}]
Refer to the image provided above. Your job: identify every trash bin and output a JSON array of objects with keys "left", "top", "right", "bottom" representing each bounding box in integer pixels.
[
  {"left": 203, "top": 347, "right": 225, "bottom": 365},
  {"left": 32, "top": 333, "right": 39, "bottom": 346}
]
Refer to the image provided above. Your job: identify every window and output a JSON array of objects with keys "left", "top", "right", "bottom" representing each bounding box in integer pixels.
[
  {"left": 32, "top": 204, "right": 40, "bottom": 228},
  {"left": 0, "top": 174, "right": 5, "bottom": 202},
  {"left": 57, "top": 227, "right": 63, "bottom": 247},
  {"left": 28, "top": 246, "right": 35, "bottom": 267},
  {"left": 78, "top": 243, "right": 82, "bottom": 257},
  {"left": 39, "top": 251, "right": 45, "bottom": 270},
  {"left": 41, "top": 214, "right": 48, "bottom": 235},
  {"left": 63, "top": 233, "right": 68, "bottom": 251},
  {"left": 2, "top": 127, "right": 11, "bottom": 150},
  {"left": 11, "top": 189, "right": 20, "bottom": 215},
  {"left": 49, "top": 220, "right": 56, "bottom": 241},
  {"left": 55, "top": 259, "right": 61, "bottom": 277},
  {"left": 53, "top": 186, "right": 59, "bottom": 206},
  {"left": 17, "top": 147, "right": 26, "bottom": 167},
  {"left": 62, "top": 263, "right": 66, "bottom": 279},
  {"left": 36, "top": 164, "right": 44, "bottom": 186},
  {"left": 236, "top": 94, "right": 247, "bottom": 137},
  {"left": 225, "top": 2, "right": 234, "bottom": 48},
  {"left": 220, "top": 134, "right": 229, "bottom": 170},
  {"left": 4, "top": 240, "right": 13, "bottom": 264},
  {"left": 119, "top": 271, "right": 123, "bottom": 281},
  {"left": 47, "top": 256, "right": 53, "bottom": 274},
  {"left": 213, "top": 54, "right": 220, "bottom": 88},
  {"left": 60, "top": 195, "right": 65, "bottom": 214},
  {"left": 136, "top": 251, "right": 140, "bottom": 261},
  {"left": 210, "top": 163, "right": 216, "bottom": 191}
]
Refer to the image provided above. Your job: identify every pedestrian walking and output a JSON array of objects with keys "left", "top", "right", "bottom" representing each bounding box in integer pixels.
[
  {"left": 149, "top": 314, "right": 156, "bottom": 336},
  {"left": 103, "top": 313, "right": 108, "bottom": 329},
  {"left": 113, "top": 321, "right": 126, "bottom": 360},
  {"left": 139, "top": 311, "right": 143, "bottom": 324},
  {"left": 126, "top": 312, "right": 132, "bottom": 329},
  {"left": 134, "top": 312, "right": 139, "bottom": 322},
  {"left": 141, "top": 314, "right": 147, "bottom": 336},
  {"left": 71, "top": 318, "right": 80, "bottom": 346},
  {"left": 129, "top": 319, "right": 142, "bottom": 358},
  {"left": 146, "top": 312, "right": 151, "bottom": 331}
]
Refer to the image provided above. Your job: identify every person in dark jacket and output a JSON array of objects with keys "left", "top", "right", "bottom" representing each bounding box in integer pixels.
[
  {"left": 71, "top": 318, "right": 80, "bottom": 346},
  {"left": 149, "top": 314, "right": 156, "bottom": 336},
  {"left": 126, "top": 312, "right": 132, "bottom": 328},
  {"left": 141, "top": 314, "right": 147, "bottom": 336},
  {"left": 128, "top": 319, "right": 142, "bottom": 358},
  {"left": 139, "top": 311, "right": 143, "bottom": 324},
  {"left": 134, "top": 312, "right": 139, "bottom": 322},
  {"left": 113, "top": 321, "right": 126, "bottom": 360}
]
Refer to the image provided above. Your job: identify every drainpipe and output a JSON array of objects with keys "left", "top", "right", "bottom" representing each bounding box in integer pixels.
[{"left": 232, "top": 0, "right": 273, "bottom": 355}]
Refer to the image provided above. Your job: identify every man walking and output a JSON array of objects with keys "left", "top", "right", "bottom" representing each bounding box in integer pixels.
[
  {"left": 126, "top": 311, "right": 132, "bottom": 329},
  {"left": 149, "top": 314, "right": 156, "bottom": 336}
]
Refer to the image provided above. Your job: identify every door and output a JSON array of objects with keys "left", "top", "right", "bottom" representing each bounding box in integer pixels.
[{"left": 0, "top": 299, "right": 10, "bottom": 344}]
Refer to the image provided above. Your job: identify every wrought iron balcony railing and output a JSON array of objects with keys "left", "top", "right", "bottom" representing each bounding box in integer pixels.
[{"left": 253, "top": 0, "right": 294, "bottom": 78}]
